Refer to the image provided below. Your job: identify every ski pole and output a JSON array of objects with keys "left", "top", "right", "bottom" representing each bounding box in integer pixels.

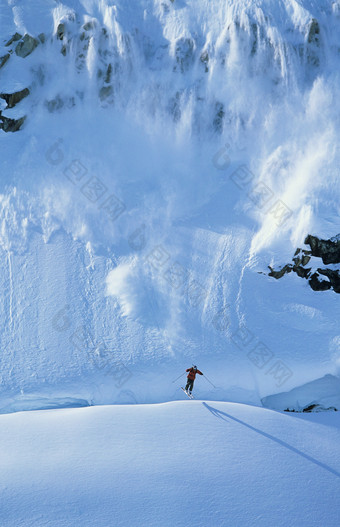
[
  {"left": 172, "top": 371, "right": 186, "bottom": 383},
  {"left": 203, "top": 374, "right": 217, "bottom": 389}
]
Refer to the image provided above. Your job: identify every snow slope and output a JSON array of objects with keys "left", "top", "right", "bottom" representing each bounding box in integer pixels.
[
  {"left": 1, "top": 401, "right": 340, "bottom": 526},
  {"left": 0, "top": 0, "right": 339, "bottom": 411}
]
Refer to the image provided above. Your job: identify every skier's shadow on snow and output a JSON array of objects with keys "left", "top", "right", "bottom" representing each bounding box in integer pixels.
[{"left": 202, "top": 402, "right": 340, "bottom": 480}]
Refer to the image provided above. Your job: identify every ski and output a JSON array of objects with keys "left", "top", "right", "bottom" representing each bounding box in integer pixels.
[{"left": 181, "top": 387, "right": 194, "bottom": 399}]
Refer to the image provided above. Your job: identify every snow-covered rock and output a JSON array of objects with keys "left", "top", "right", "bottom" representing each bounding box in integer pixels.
[{"left": 262, "top": 374, "right": 340, "bottom": 412}]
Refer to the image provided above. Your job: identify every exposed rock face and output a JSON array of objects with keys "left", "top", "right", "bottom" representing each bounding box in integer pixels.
[
  {"left": 268, "top": 264, "right": 293, "bottom": 279},
  {"left": 309, "top": 272, "right": 331, "bottom": 292},
  {"left": 0, "top": 10, "right": 331, "bottom": 135},
  {"left": 293, "top": 265, "right": 311, "bottom": 279},
  {"left": 15, "top": 34, "right": 39, "bottom": 58},
  {"left": 304, "top": 234, "right": 340, "bottom": 264},
  {"left": 317, "top": 269, "right": 340, "bottom": 293},
  {"left": 0, "top": 79, "right": 29, "bottom": 133},
  {"left": 268, "top": 234, "right": 340, "bottom": 294},
  {"left": 305, "top": 17, "right": 321, "bottom": 67},
  {"left": 307, "top": 18, "right": 320, "bottom": 45},
  {"left": 0, "top": 88, "right": 30, "bottom": 109},
  {"left": 0, "top": 54, "right": 10, "bottom": 69},
  {"left": 104, "top": 64, "right": 112, "bottom": 84},
  {"left": 213, "top": 102, "right": 225, "bottom": 134},
  {"left": 285, "top": 404, "right": 337, "bottom": 412},
  {"left": 301, "top": 254, "right": 311, "bottom": 266},
  {"left": 0, "top": 114, "right": 26, "bottom": 132},
  {"left": 5, "top": 32, "right": 22, "bottom": 47},
  {"left": 200, "top": 50, "right": 209, "bottom": 72},
  {"left": 57, "top": 23, "right": 65, "bottom": 40},
  {"left": 250, "top": 22, "right": 259, "bottom": 56}
]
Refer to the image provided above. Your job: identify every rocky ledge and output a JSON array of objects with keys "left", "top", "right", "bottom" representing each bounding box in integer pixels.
[
  {"left": 0, "top": 114, "right": 26, "bottom": 132},
  {"left": 0, "top": 88, "right": 29, "bottom": 133},
  {"left": 0, "top": 88, "right": 30, "bottom": 109},
  {"left": 268, "top": 234, "right": 340, "bottom": 294}
]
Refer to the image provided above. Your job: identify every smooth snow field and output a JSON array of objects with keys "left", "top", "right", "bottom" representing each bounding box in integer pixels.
[
  {"left": 1, "top": 401, "right": 340, "bottom": 527},
  {"left": 1, "top": 0, "right": 340, "bottom": 525}
]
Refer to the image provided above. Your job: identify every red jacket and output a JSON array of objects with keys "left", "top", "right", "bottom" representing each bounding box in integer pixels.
[{"left": 186, "top": 368, "right": 203, "bottom": 380}]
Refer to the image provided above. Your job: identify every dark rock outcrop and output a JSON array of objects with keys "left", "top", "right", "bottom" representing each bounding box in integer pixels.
[
  {"left": 307, "top": 18, "right": 320, "bottom": 45},
  {"left": 309, "top": 272, "right": 331, "bottom": 292},
  {"left": 104, "top": 63, "right": 112, "bottom": 84},
  {"left": 0, "top": 113, "right": 26, "bottom": 132},
  {"left": 303, "top": 404, "right": 337, "bottom": 412},
  {"left": 0, "top": 88, "right": 30, "bottom": 109},
  {"left": 284, "top": 404, "right": 337, "bottom": 413},
  {"left": 292, "top": 253, "right": 311, "bottom": 267},
  {"left": 304, "top": 234, "right": 340, "bottom": 264},
  {"left": 267, "top": 234, "right": 340, "bottom": 294},
  {"left": 268, "top": 264, "right": 292, "bottom": 279},
  {"left": 293, "top": 265, "right": 311, "bottom": 279},
  {"left": 200, "top": 51, "right": 209, "bottom": 72},
  {"left": 15, "top": 34, "right": 39, "bottom": 58},
  {"left": 306, "top": 18, "right": 321, "bottom": 67},
  {"left": 57, "top": 23, "right": 65, "bottom": 40},
  {"left": 317, "top": 269, "right": 340, "bottom": 293},
  {"left": 301, "top": 254, "right": 311, "bottom": 266},
  {"left": 0, "top": 53, "right": 10, "bottom": 69},
  {"left": 213, "top": 102, "right": 225, "bottom": 134},
  {"left": 5, "top": 32, "right": 22, "bottom": 47}
]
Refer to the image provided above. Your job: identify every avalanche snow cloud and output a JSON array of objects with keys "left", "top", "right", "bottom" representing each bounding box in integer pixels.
[{"left": 0, "top": 0, "right": 339, "bottom": 411}]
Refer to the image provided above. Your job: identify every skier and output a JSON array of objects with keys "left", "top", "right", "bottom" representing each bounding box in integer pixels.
[{"left": 185, "top": 365, "right": 203, "bottom": 395}]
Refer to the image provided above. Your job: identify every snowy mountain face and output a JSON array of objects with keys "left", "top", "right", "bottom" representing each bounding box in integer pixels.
[{"left": 0, "top": 0, "right": 339, "bottom": 412}]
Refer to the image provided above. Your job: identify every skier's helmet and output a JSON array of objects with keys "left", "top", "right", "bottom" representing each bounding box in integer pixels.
[{"left": 193, "top": 365, "right": 197, "bottom": 370}]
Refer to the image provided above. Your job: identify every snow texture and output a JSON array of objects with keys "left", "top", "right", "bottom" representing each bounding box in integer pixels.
[
  {"left": 1, "top": 401, "right": 340, "bottom": 527},
  {"left": 0, "top": 0, "right": 339, "bottom": 412}
]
